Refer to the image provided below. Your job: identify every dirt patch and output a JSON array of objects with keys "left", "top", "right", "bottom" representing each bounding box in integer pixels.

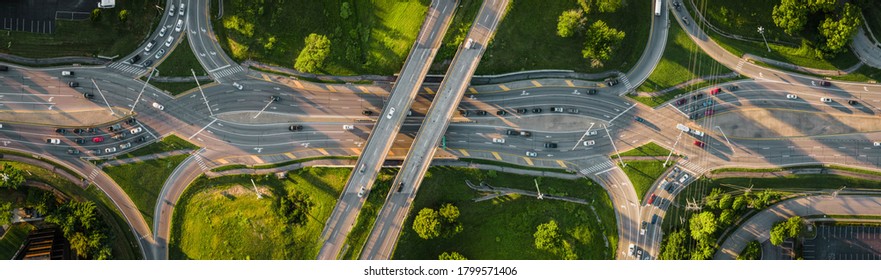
[
  {"left": 713, "top": 109, "right": 881, "bottom": 138},
  {"left": 207, "top": 184, "right": 273, "bottom": 198}
]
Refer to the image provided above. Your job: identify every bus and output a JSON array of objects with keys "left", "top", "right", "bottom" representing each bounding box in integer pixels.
[{"left": 655, "top": 0, "right": 662, "bottom": 16}]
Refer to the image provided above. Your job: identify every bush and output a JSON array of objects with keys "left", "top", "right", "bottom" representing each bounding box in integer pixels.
[
  {"left": 294, "top": 33, "right": 331, "bottom": 73},
  {"left": 118, "top": 10, "right": 129, "bottom": 23},
  {"left": 90, "top": 9, "right": 102, "bottom": 22}
]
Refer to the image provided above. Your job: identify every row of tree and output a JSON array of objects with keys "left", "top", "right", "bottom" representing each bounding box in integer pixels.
[
  {"left": 772, "top": 0, "right": 861, "bottom": 56},
  {"left": 45, "top": 201, "right": 114, "bottom": 260},
  {"left": 412, "top": 203, "right": 463, "bottom": 240},
  {"left": 556, "top": 0, "right": 627, "bottom": 68}
]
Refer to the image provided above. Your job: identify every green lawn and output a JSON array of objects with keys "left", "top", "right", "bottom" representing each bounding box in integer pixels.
[
  {"left": 473, "top": 0, "right": 651, "bottom": 74},
  {"left": 146, "top": 80, "right": 201, "bottom": 96},
  {"left": 619, "top": 160, "right": 669, "bottom": 203},
  {"left": 613, "top": 142, "right": 673, "bottom": 158},
  {"left": 459, "top": 158, "right": 576, "bottom": 174},
  {"left": 213, "top": 0, "right": 429, "bottom": 76},
  {"left": 340, "top": 168, "right": 397, "bottom": 259},
  {"left": 0, "top": 0, "right": 162, "bottom": 58},
  {"left": 103, "top": 154, "right": 189, "bottom": 232},
  {"left": 429, "top": 0, "right": 481, "bottom": 73},
  {"left": 635, "top": 22, "right": 731, "bottom": 106},
  {"left": 0, "top": 223, "right": 34, "bottom": 259},
  {"left": 156, "top": 36, "right": 208, "bottom": 77},
  {"left": 116, "top": 134, "right": 198, "bottom": 160},
  {"left": 710, "top": 175, "right": 881, "bottom": 190},
  {"left": 393, "top": 167, "right": 617, "bottom": 260},
  {"left": 170, "top": 167, "right": 349, "bottom": 259},
  {"left": 209, "top": 156, "right": 359, "bottom": 172},
  {"left": 0, "top": 161, "right": 141, "bottom": 259},
  {"left": 690, "top": 0, "right": 859, "bottom": 71}
]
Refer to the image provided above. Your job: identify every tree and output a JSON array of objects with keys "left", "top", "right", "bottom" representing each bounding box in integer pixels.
[
  {"left": 45, "top": 201, "right": 113, "bottom": 259},
  {"left": 689, "top": 211, "right": 717, "bottom": 241},
  {"left": 772, "top": 0, "right": 808, "bottom": 35},
  {"left": 438, "top": 203, "right": 463, "bottom": 237},
  {"left": 439, "top": 251, "right": 468, "bottom": 260},
  {"left": 784, "top": 216, "right": 803, "bottom": 238},
  {"left": 118, "top": 9, "right": 129, "bottom": 23},
  {"left": 704, "top": 188, "right": 722, "bottom": 209},
  {"left": 659, "top": 229, "right": 689, "bottom": 260},
  {"left": 534, "top": 220, "right": 562, "bottom": 250},
  {"left": 718, "top": 193, "right": 733, "bottom": 210},
  {"left": 0, "top": 163, "right": 25, "bottom": 190},
  {"left": 718, "top": 209, "right": 735, "bottom": 228},
  {"left": 737, "top": 240, "right": 762, "bottom": 260},
  {"left": 770, "top": 216, "right": 803, "bottom": 246},
  {"left": 808, "top": 0, "right": 836, "bottom": 13},
  {"left": 770, "top": 221, "right": 787, "bottom": 246},
  {"left": 582, "top": 20, "right": 625, "bottom": 68},
  {"left": 690, "top": 239, "right": 716, "bottom": 260},
  {"left": 294, "top": 33, "right": 331, "bottom": 73},
  {"left": 412, "top": 208, "right": 441, "bottom": 239},
  {"left": 732, "top": 194, "right": 747, "bottom": 211},
  {"left": 264, "top": 36, "right": 277, "bottom": 51},
  {"left": 340, "top": 2, "right": 352, "bottom": 19},
  {"left": 594, "top": 0, "right": 624, "bottom": 13},
  {"left": 556, "top": 9, "right": 586, "bottom": 38},
  {"left": 0, "top": 202, "right": 12, "bottom": 226},
  {"left": 90, "top": 9, "right": 101, "bottom": 22},
  {"left": 818, "top": 3, "right": 861, "bottom": 54}
]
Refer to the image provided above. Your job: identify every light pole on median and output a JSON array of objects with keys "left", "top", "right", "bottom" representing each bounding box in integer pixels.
[
  {"left": 757, "top": 26, "right": 771, "bottom": 52},
  {"left": 191, "top": 69, "right": 214, "bottom": 117}
]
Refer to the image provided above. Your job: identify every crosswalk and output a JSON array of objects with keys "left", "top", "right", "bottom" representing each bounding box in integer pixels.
[
  {"left": 193, "top": 152, "right": 209, "bottom": 171},
  {"left": 210, "top": 65, "right": 244, "bottom": 80},
  {"left": 679, "top": 160, "right": 709, "bottom": 175},
  {"left": 109, "top": 62, "right": 147, "bottom": 76},
  {"left": 580, "top": 160, "right": 615, "bottom": 175},
  {"left": 88, "top": 168, "right": 101, "bottom": 182},
  {"left": 619, "top": 74, "right": 632, "bottom": 90},
  {"left": 735, "top": 58, "right": 746, "bottom": 72}
]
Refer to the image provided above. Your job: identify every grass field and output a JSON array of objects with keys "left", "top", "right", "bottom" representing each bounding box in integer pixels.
[
  {"left": 340, "top": 168, "right": 397, "bottom": 259},
  {"left": 156, "top": 37, "right": 207, "bottom": 77},
  {"left": 635, "top": 22, "right": 731, "bottom": 106},
  {"left": 170, "top": 167, "right": 349, "bottom": 259},
  {"left": 147, "top": 80, "right": 201, "bottom": 96},
  {"left": 473, "top": 0, "right": 651, "bottom": 75},
  {"left": 619, "top": 160, "right": 669, "bottom": 203},
  {"left": 0, "top": 0, "right": 162, "bottom": 58},
  {"left": 459, "top": 158, "right": 576, "bottom": 174},
  {"left": 0, "top": 161, "right": 141, "bottom": 259},
  {"left": 393, "top": 167, "right": 617, "bottom": 260},
  {"left": 209, "top": 156, "right": 358, "bottom": 172},
  {"left": 103, "top": 154, "right": 189, "bottom": 231},
  {"left": 710, "top": 175, "right": 881, "bottom": 190},
  {"left": 213, "top": 0, "right": 428, "bottom": 76},
  {"left": 614, "top": 142, "right": 673, "bottom": 158},
  {"left": 690, "top": 0, "right": 860, "bottom": 71},
  {"left": 116, "top": 134, "right": 198, "bottom": 160},
  {"left": 0, "top": 223, "right": 34, "bottom": 259}
]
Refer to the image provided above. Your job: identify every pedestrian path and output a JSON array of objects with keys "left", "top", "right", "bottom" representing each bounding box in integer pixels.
[
  {"left": 211, "top": 65, "right": 244, "bottom": 80},
  {"left": 580, "top": 159, "right": 615, "bottom": 175},
  {"left": 678, "top": 159, "right": 709, "bottom": 175},
  {"left": 108, "top": 62, "right": 147, "bottom": 76}
]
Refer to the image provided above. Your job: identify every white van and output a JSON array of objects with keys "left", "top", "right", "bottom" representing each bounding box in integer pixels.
[
  {"left": 343, "top": 125, "right": 354, "bottom": 130},
  {"left": 61, "top": 71, "right": 74, "bottom": 76}
]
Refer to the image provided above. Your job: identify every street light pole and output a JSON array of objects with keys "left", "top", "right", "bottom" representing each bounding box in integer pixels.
[{"left": 757, "top": 26, "right": 771, "bottom": 52}]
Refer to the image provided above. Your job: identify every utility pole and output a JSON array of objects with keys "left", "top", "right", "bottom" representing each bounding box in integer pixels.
[
  {"left": 664, "top": 129, "right": 684, "bottom": 166},
  {"left": 534, "top": 179, "right": 543, "bottom": 200},
  {"left": 191, "top": 69, "right": 214, "bottom": 117},
  {"left": 757, "top": 26, "right": 770, "bottom": 52},
  {"left": 91, "top": 79, "right": 116, "bottom": 116},
  {"left": 250, "top": 179, "right": 263, "bottom": 199},
  {"left": 131, "top": 68, "right": 158, "bottom": 115},
  {"left": 604, "top": 124, "right": 626, "bottom": 168}
]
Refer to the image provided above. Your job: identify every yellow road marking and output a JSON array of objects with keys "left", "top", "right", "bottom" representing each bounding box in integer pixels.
[
  {"left": 217, "top": 158, "right": 228, "bottom": 164},
  {"left": 556, "top": 160, "right": 567, "bottom": 168},
  {"left": 317, "top": 148, "right": 329, "bottom": 156},
  {"left": 499, "top": 85, "right": 510, "bottom": 91},
  {"left": 523, "top": 157, "right": 534, "bottom": 166},
  {"left": 468, "top": 87, "right": 478, "bottom": 93},
  {"left": 566, "top": 80, "right": 575, "bottom": 87},
  {"left": 424, "top": 87, "right": 435, "bottom": 94},
  {"left": 357, "top": 86, "right": 371, "bottom": 93},
  {"left": 459, "top": 149, "right": 470, "bottom": 157},
  {"left": 492, "top": 152, "right": 502, "bottom": 160},
  {"left": 531, "top": 80, "right": 542, "bottom": 87},
  {"left": 292, "top": 80, "right": 304, "bottom": 88},
  {"left": 326, "top": 85, "right": 337, "bottom": 92},
  {"left": 284, "top": 152, "right": 296, "bottom": 159},
  {"left": 251, "top": 156, "right": 264, "bottom": 164},
  {"left": 350, "top": 148, "right": 361, "bottom": 155},
  {"left": 262, "top": 74, "right": 272, "bottom": 82}
]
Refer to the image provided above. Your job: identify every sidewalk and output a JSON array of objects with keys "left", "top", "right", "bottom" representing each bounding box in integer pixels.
[
  {"left": 0, "top": 53, "right": 108, "bottom": 66},
  {"left": 98, "top": 149, "right": 194, "bottom": 168}
]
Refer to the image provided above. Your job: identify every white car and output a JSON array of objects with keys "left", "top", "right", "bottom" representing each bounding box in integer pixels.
[
  {"left": 679, "top": 174, "right": 690, "bottom": 183},
  {"left": 119, "top": 143, "right": 132, "bottom": 149},
  {"left": 61, "top": 71, "right": 74, "bottom": 76},
  {"left": 154, "top": 49, "right": 166, "bottom": 59},
  {"left": 820, "top": 97, "right": 832, "bottom": 103},
  {"left": 152, "top": 102, "right": 165, "bottom": 110},
  {"left": 144, "top": 40, "right": 156, "bottom": 52},
  {"left": 343, "top": 125, "right": 354, "bottom": 130},
  {"left": 588, "top": 130, "right": 598, "bottom": 136},
  {"left": 46, "top": 138, "right": 61, "bottom": 145},
  {"left": 169, "top": 4, "right": 175, "bottom": 16},
  {"left": 357, "top": 186, "right": 366, "bottom": 198},
  {"left": 492, "top": 138, "right": 505, "bottom": 144},
  {"left": 874, "top": 142, "right": 880, "bottom": 147},
  {"left": 130, "top": 127, "right": 143, "bottom": 134},
  {"left": 583, "top": 140, "right": 595, "bottom": 146},
  {"left": 786, "top": 94, "right": 797, "bottom": 99},
  {"left": 179, "top": 3, "right": 186, "bottom": 16},
  {"left": 159, "top": 26, "right": 167, "bottom": 37},
  {"left": 165, "top": 36, "right": 174, "bottom": 47},
  {"left": 526, "top": 151, "right": 537, "bottom": 157},
  {"left": 175, "top": 19, "right": 183, "bottom": 32},
  {"left": 387, "top": 107, "right": 396, "bottom": 119},
  {"left": 233, "top": 82, "right": 243, "bottom": 90},
  {"left": 628, "top": 244, "right": 635, "bottom": 255},
  {"left": 105, "top": 147, "right": 117, "bottom": 153}
]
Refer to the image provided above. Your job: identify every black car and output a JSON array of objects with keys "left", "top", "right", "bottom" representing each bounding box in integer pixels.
[
  {"left": 87, "top": 128, "right": 97, "bottom": 134},
  {"left": 74, "top": 138, "right": 85, "bottom": 144},
  {"left": 544, "top": 142, "right": 557, "bottom": 148},
  {"left": 67, "top": 149, "right": 80, "bottom": 155},
  {"left": 532, "top": 108, "right": 542, "bottom": 113},
  {"left": 270, "top": 96, "right": 281, "bottom": 102},
  {"left": 516, "top": 108, "right": 528, "bottom": 114},
  {"left": 606, "top": 79, "right": 619, "bottom": 86},
  {"left": 142, "top": 60, "right": 154, "bottom": 67},
  {"left": 587, "top": 89, "right": 598, "bottom": 95},
  {"left": 506, "top": 129, "right": 518, "bottom": 136},
  {"left": 129, "top": 55, "right": 141, "bottom": 64},
  {"left": 289, "top": 125, "right": 303, "bottom": 131},
  {"left": 73, "top": 128, "right": 85, "bottom": 134},
  {"left": 362, "top": 110, "right": 373, "bottom": 116},
  {"left": 135, "top": 136, "right": 147, "bottom": 143},
  {"left": 818, "top": 80, "right": 831, "bottom": 87},
  {"left": 68, "top": 82, "right": 79, "bottom": 88},
  {"left": 55, "top": 128, "right": 66, "bottom": 134},
  {"left": 496, "top": 110, "right": 507, "bottom": 116},
  {"left": 397, "top": 182, "right": 404, "bottom": 192},
  {"left": 126, "top": 118, "right": 138, "bottom": 125},
  {"left": 0, "top": 65, "right": 8, "bottom": 71},
  {"left": 727, "top": 85, "right": 739, "bottom": 91},
  {"left": 848, "top": 100, "right": 859, "bottom": 105},
  {"left": 83, "top": 93, "right": 95, "bottom": 99},
  {"left": 459, "top": 109, "right": 469, "bottom": 116},
  {"left": 476, "top": 110, "right": 487, "bottom": 116}
]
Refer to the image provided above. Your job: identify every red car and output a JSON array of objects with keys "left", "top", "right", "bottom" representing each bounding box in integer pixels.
[
  {"left": 710, "top": 88, "right": 721, "bottom": 95},
  {"left": 705, "top": 109, "right": 715, "bottom": 116},
  {"left": 694, "top": 140, "right": 705, "bottom": 148},
  {"left": 92, "top": 136, "right": 104, "bottom": 143},
  {"left": 647, "top": 194, "right": 657, "bottom": 205}
]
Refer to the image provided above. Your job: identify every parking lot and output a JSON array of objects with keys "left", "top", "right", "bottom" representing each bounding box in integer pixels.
[
  {"left": 803, "top": 224, "right": 881, "bottom": 260},
  {"left": 1, "top": 0, "right": 94, "bottom": 34}
]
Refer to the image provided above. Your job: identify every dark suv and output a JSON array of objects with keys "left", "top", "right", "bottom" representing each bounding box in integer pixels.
[{"left": 543, "top": 142, "right": 557, "bottom": 148}]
